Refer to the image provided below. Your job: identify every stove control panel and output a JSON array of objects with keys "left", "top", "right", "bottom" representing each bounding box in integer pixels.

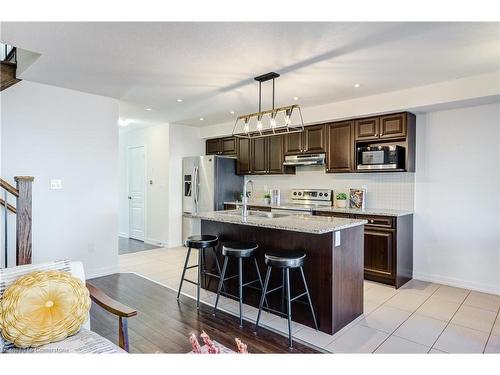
[{"left": 290, "top": 189, "right": 333, "bottom": 202}]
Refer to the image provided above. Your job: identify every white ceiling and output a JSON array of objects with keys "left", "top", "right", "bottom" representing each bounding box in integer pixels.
[{"left": 1, "top": 22, "right": 499, "bottom": 127}]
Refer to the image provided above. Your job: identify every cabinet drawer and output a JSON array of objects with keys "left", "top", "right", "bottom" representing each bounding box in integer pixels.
[
  {"left": 313, "top": 211, "right": 352, "bottom": 219},
  {"left": 355, "top": 215, "right": 394, "bottom": 228}
]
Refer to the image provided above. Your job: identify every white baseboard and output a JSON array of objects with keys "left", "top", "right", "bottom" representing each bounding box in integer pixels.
[
  {"left": 119, "top": 232, "right": 129, "bottom": 238},
  {"left": 144, "top": 237, "right": 168, "bottom": 247},
  {"left": 413, "top": 271, "right": 500, "bottom": 296},
  {"left": 85, "top": 264, "right": 119, "bottom": 280}
]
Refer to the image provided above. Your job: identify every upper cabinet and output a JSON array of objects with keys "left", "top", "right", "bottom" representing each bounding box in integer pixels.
[
  {"left": 354, "top": 117, "right": 380, "bottom": 141},
  {"left": 205, "top": 136, "right": 237, "bottom": 156},
  {"left": 237, "top": 135, "right": 295, "bottom": 175},
  {"left": 354, "top": 113, "right": 407, "bottom": 141},
  {"left": 326, "top": 121, "right": 354, "bottom": 173},
  {"left": 284, "top": 124, "right": 326, "bottom": 155}
]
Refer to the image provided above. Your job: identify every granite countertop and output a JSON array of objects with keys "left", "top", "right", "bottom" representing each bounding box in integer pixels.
[
  {"left": 188, "top": 210, "right": 367, "bottom": 234},
  {"left": 224, "top": 201, "right": 413, "bottom": 217}
]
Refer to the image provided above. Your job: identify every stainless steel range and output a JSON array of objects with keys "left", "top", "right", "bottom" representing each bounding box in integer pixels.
[{"left": 271, "top": 189, "right": 332, "bottom": 215}]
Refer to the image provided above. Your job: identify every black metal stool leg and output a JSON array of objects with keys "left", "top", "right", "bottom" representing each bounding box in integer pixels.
[
  {"left": 238, "top": 257, "right": 243, "bottom": 327},
  {"left": 285, "top": 267, "right": 293, "bottom": 348},
  {"left": 177, "top": 247, "right": 192, "bottom": 300},
  {"left": 197, "top": 248, "right": 202, "bottom": 308},
  {"left": 213, "top": 256, "right": 228, "bottom": 315},
  {"left": 211, "top": 246, "right": 226, "bottom": 293},
  {"left": 201, "top": 247, "right": 207, "bottom": 288},
  {"left": 253, "top": 257, "right": 269, "bottom": 309},
  {"left": 255, "top": 266, "right": 271, "bottom": 331},
  {"left": 281, "top": 269, "right": 285, "bottom": 313},
  {"left": 300, "top": 266, "right": 318, "bottom": 330}
]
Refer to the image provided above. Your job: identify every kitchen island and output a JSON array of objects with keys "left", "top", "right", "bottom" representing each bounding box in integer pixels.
[{"left": 191, "top": 210, "right": 367, "bottom": 335}]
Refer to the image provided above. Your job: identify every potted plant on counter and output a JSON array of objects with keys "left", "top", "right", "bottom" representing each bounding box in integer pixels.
[
  {"left": 335, "top": 192, "right": 348, "bottom": 208},
  {"left": 263, "top": 192, "right": 271, "bottom": 205}
]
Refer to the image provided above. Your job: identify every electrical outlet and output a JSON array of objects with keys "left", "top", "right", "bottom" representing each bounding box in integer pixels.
[{"left": 50, "top": 179, "right": 62, "bottom": 190}]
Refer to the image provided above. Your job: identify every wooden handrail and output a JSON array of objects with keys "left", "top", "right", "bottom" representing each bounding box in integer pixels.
[
  {"left": 0, "top": 197, "right": 16, "bottom": 214},
  {"left": 0, "top": 178, "right": 19, "bottom": 197}
]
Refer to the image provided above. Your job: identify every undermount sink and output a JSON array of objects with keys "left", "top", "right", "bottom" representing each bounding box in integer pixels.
[{"left": 219, "top": 210, "right": 290, "bottom": 219}]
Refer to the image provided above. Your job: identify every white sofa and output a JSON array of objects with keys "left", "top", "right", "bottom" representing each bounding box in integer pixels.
[{"left": 0, "top": 260, "right": 137, "bottom": 354}]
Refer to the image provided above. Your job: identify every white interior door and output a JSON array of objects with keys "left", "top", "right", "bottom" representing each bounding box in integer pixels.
[{"left": 128, "top": 146, "right": 146, "bottom": 241}]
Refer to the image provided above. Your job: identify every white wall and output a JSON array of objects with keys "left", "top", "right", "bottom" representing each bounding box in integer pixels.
[
  {"left": 414, "top": 103, "right": 500, "bottom": 294},
  {"left": 119, "top": 124, "right": 170, "bottom": 245},
  {"left": 118, "top": 122, "right": 203, "bottom": 248},
  {"left": 1, "top": 81, "right": 119, "bottom": 278},
  {"left": 167, "top": 124, "right": 204, "bottom": 247}
]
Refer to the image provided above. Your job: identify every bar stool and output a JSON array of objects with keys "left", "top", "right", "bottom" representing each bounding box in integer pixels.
[
  {"left": 177, "top": 235, "right": 223, "bottom": 308},
  {"left": 255, "top": 250, "right": 318, "bottom": 348},
  {"left": 213, "top": 242, "right": 268, "bottom": 327}
]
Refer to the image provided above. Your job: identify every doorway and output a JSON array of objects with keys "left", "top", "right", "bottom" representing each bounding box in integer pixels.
[{"left": 127, "top": 146, "right": 146, "bottom": 241}]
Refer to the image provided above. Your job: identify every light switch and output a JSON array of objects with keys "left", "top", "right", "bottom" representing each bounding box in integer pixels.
[
  {"left": 50, "top": 179, "right": 62, "bottom": 190},
  {"left": 335, "top": 231, "right": 341, "bottom": 247}
]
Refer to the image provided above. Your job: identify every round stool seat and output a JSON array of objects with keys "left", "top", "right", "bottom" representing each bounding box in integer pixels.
[
  {"left": 264, "top": 251, "right": 306, "bottom": 268},
  {"left": 186, "top": 235, "right": 218, "bottom": 249},
  {"left": 222, "top": 242, "right": 258, "bottom": 258}
]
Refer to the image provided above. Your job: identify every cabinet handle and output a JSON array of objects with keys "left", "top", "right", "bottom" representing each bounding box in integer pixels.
[{"left": 370, "top": 219, "right": 374, "bottom": 223}]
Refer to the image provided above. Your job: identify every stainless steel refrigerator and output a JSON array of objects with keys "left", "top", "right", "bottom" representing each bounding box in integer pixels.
[{"left": 182, "top": 155, "right": 243, "bottom": 244}]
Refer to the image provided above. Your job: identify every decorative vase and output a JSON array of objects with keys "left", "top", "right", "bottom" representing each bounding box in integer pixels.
[{"left": 336, "top": 199, "right": 347, "bottom": 208}]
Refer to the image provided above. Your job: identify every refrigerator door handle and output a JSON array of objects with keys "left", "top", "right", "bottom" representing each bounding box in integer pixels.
[{"left": 193, "top": 166, "right": 199, "bottom": 209}]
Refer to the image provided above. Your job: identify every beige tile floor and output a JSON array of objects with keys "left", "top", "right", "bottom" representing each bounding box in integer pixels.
[{"left": 119, "top": 246, "right": 500, "bottom": 353}]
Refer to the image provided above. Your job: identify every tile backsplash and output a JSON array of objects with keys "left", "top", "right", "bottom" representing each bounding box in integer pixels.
[{"left": 245, "top": 165, "right": 415, "bottom": 210}]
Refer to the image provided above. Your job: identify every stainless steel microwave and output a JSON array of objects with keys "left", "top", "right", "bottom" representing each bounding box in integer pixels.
[{"left": 356, "top": 145, "right": 405, "bottom": 170}]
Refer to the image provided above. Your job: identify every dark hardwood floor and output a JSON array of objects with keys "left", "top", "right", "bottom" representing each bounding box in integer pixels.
[{"left": 88, "top": 273, "right": 319, "bottom": 354}]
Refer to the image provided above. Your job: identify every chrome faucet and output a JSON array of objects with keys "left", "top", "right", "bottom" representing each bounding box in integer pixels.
[{"left": 242, "top": 179, "right": 254, "bottom": 217}]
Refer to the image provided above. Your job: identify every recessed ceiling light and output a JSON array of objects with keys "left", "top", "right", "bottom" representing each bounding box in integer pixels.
[
  {"left": 230, "top": 111, "right": 235, "bottom": 114},
  {"left": 293, "top": 96, "right": 299, "bottom": 101},
  {"left": 177, "top": 99, "right": 183, "bottom": 103},
  {"left": 145, "top": 108, "right": 152, "bottom": 111},
  {"left": 199, "top": 117, "right": 204, "bottom": 121},
  {"left": 354, "top": 83, "right": 361, "bottom": 88}
]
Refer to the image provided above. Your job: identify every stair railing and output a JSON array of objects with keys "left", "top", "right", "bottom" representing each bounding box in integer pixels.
[{"left": 1, "top": 177, "right": 34, "bottom": 268}]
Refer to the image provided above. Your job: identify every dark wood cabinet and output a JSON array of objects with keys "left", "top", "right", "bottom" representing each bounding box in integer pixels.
[
  {"left": 221, "top": 137, "right": 237, "bottom": 155},
  {"left": 379, "top": 113, "right": 407, "bottom": 140},
  {"left": 284, "top": 132, "right": 304, "bottom": 154},
  {"left": 284, "top": 125, "right": 326, "bottom": 155},
  {"left": 312, "top": 211, "right": 413, "bottom": 288},
  {"left": 364, "top": 228, "right": 394, "bottom": 280},
  {"left": 206, "top": 138, "right": 221, "bottom": 155},
  {"left": 236, "top": 138, "right": 251, "bottom": 175},
  {"left": 326, "top": 121, "right": 354, "bottom": 173},
  {"left": 304, "top": 125, "right": 326, "bottom": 153},
  {"left": 251, "top": 137, "right": 267, "bottom": 174},
  {"left": 267, "top": 135, "right": 286, "bottom": 174},
  {"left": 354, "top": 117, "right": 380, "bottom": 141},
  {"left": 236, "top": 135, "right": 294, "bottom": 175},
  {"left": 205, "top": 137, "right": 237, "bottom": 156}
]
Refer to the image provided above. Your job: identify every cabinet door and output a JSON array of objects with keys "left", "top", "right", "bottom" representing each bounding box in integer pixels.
[
  {"left": 221, "top": 137, "right": 237, "bottom": 155},
  {"left": 267, "top": 135, "right": 285, "bottom": 174},
  {"left": 206, "top": 138, "right": 221, "bottom": 155},
  {"left": 236, "top": 138, "right": 251, "bottom": 175},
  {"left": 284, "top": 132, "right": 303, "bottom": 154},
  {"left": 354, "top": 117, "right": 380, "bottom": 141},
  {"left": 379, "top": 113, "right": 407, "bottom": 140},
  {"left": 364, "top": 228, "right": 395, "bottom": 279},
  {"left": 326, "top": 121, "right": 353, "bottom": 173},
  {"left": 251, "top": 137, "right": 267, "bottom": 174},
  {"left": 304, "top": 125, "right": 326, "bottom": 153}
]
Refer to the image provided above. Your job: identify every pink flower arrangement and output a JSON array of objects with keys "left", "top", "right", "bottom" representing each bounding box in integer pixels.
[{"left": 189, "top": 331, "right": 248, "bottom": 354}]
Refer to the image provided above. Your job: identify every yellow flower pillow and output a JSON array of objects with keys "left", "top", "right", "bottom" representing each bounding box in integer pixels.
[{"left": 0, "top": 270, "right": 91, "bottom": 348}]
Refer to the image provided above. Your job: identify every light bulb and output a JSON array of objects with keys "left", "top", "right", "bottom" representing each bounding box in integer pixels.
[
  {"left": 285, "top": 115, "right": 291, "bottom": 127},
  {"left": 270, "top": 117, "right": 277, "bottom": 128},
  {"left": 257, "top": 120, "right": 263, "bottom": 131},
  {"left": 243, "top": 123, "right": 249, "bottom": 133}
]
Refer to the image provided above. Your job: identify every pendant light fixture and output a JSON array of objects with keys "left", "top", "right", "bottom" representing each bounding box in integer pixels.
[{"left": 232, "top": 72, "right": 305, "bottom": 139}]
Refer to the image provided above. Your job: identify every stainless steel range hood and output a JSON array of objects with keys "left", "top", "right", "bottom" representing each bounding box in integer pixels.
[{"left": 283, "top": 153, "right": 325, "bottom": 166}]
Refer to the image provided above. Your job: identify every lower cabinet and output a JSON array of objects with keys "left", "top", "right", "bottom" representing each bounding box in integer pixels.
[{"left": 313, "top": 211, "right": 413, "bottom": 288}]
